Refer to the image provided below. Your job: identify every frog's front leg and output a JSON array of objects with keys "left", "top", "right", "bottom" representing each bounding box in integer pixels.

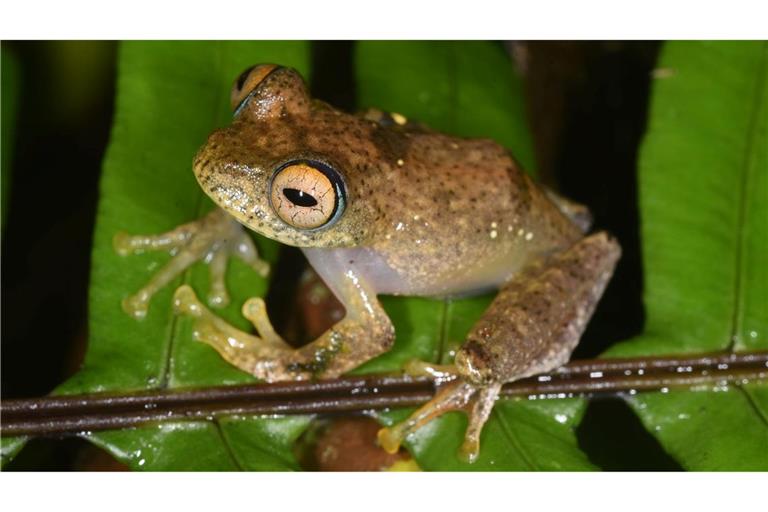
[
  {"left": 173, "top": 248, "right": 395, "bottom": 381},
  {"left": 114, "top": 208, "right": 270, "bottom": 319},
  {"left": 379, "top": 232, "right": 621, "bottom": 462}
]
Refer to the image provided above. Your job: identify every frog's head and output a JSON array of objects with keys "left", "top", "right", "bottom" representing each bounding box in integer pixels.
[{"left": 193, "top": 64, "right": 375, "bottom": 249}]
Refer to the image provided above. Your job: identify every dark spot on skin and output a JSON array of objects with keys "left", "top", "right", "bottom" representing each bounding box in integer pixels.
[{"left": 285, "top": 338, "right": 343, "bottom": 377}]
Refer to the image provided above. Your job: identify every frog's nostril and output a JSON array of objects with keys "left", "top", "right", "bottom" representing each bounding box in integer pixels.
[{"left": 283, "top": 188, "right": 318, "bottom": 207}]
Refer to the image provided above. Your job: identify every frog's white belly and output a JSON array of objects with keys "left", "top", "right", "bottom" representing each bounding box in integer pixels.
[{"left": 303, "top": 246, "right": 530, "bottom": 300}]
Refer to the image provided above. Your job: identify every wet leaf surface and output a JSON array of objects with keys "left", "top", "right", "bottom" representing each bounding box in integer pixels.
[{"left": 607, "top": 41, "right": 768, "bottom": 470}]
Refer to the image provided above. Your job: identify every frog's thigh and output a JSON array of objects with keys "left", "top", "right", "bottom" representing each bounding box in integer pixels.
[{"left": 456, "top": 231, "right": 621, "bottom": 385}]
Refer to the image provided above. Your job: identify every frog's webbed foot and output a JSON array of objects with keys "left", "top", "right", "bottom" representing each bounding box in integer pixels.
[
  {"left": 377, "top": 378, "right": 501, "bottom": 463},
  {"left": 114, "top": 208, "right": 270, "bottom": 320},
  {"left": 173, "top": 285, "right": 290, "bottom": 376},
  {"left": 173, "top": 284, "right": 394, "bottom": 382}
]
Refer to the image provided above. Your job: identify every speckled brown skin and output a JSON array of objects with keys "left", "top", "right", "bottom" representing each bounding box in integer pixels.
[
  {"left": 455, "top": 232, "right": 620, "bottom": 385},
  {"left": 196, "top": 68, "right": 594, "bottom": 292},
  {"left": 117, "top": 65, "right": 621, "bottom": 461}
]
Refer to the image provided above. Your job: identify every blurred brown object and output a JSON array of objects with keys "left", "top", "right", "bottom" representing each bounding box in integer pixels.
[
  {"left": 75, "top": 444, "right": 129, "bottom": 471},
  {"left": 308, "top": 417, "right": 416, "bottom": 472},
  {"left": 296, "top": 267, "right": 345, "bottom": 340},
  {"left": 509, "top": 41, "right": 591, "bottom": 185}
]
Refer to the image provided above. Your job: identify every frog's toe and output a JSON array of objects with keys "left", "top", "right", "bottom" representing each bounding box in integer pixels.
[
  {"left": 113, "top": 231, "right": 133, "bottom": 257},
  {"left": 252, "top": 259, "right": 271, "bottom": 278},
  {"left": 206, "top": 248, "right": 231, "bottom": 308},
  {"left": 173, "top": 285, "right": 204, "bottom": 317},
  {"left": 377, "top": 379, "right": 500, "bottom": 463},
  {"left": 206, "top": 289, "right": 230, "bottom": 308},
  {"left": 122, "top": 292, "right": 150, "bottom": 320},
  {"left": 112, "top": 222, "right": 194, "bottom": 256},
  {"left": 242, "top": 297, "right": 289, "bottom": 349},
  {"left": 173, "top": 285, "right": 284, "bottom": 374},
  {"left": 377, "top": 380, "right": 476, "bottom": 455},
  {"left": 459, "top": 383, "right": 501, "bottom": 463},
  {"left": 377, "top": 423, "right": 406, "bottom": 455}
]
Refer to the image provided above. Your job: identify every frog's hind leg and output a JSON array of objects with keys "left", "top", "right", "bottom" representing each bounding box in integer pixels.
[
  {"left": 456, "top": 231, "right": 620, "bottom": 386},
  {"left": 379, "top": 231, "right": 621, "bottom": 462},
  {"left": 114, "top": 208, "right": 270, "bottom": 319}
]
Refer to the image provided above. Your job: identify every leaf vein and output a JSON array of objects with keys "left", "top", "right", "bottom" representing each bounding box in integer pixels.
[
  {"left": 213, "top": 419, "right": 245, "bottom": 471},
  {"left": 159, "top": 41, "right": 228, "bottom": 389},
  {"left": 492, "top": 409, "right": 537, "bottom": 470},
  {"left": 739, "top": 386, "right": 768, "bottom": 428},
  {"left": 729, "top": 41, "right": 768, "bottom": 352}
]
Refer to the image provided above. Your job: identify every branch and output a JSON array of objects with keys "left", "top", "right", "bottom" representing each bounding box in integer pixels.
[{"left": 2, "top": 351, "right": 766, "bottom": 437}]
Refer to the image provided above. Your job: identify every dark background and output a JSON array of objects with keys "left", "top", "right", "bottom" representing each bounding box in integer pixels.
[{"left": 1, "top": 41, "right": 679, "bottom": 470}]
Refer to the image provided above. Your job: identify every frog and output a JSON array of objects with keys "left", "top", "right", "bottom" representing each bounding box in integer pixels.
[{"left": 114, "top": 64, "right": 621, "bottom": 463}]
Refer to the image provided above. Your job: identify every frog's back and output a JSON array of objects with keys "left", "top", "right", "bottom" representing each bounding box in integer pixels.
[{"left": 362, "top": 130, "right": 584, "bottom": 296}]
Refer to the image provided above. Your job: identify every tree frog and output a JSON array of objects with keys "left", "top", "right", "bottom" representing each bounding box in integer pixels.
[{"left": 114, "top": 64, "right": 620, "bottom": 462}]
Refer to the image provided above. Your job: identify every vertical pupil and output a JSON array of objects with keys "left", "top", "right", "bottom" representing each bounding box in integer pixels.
[{"left": 283, "top": 188, "right": 319, "bottom": 207}]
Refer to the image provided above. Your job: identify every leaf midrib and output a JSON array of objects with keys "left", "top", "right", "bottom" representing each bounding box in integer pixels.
[
  {"left": 149, "top": 42, "right": 249, "bottom": 470},
  {"left": 729, "top": 41, "right": 767, "bottom": 353},
  {"left": 730, "top": 43, "right": 768, "bottom": 429},
  {"left": 158, "top": 42, "right": 229, "bottom": 390}
]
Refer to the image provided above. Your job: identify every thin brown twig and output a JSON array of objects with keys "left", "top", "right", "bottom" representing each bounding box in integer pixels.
[{"left": 1, "top": 351, "right": 766, "bottom": 437}]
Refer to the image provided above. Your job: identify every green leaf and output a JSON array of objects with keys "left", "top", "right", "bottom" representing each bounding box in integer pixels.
[
  {"left": 48, "top": 41, "right": 313, "bottom": 471},
  {"left": 607, "top": 41, "right": 768, "bottom": 469},
  {"left": 1, "top": 436, "right": 27, "bottom": 467},
  {"left": 355, "top": 41, "right": 593, "bottom": 471}
]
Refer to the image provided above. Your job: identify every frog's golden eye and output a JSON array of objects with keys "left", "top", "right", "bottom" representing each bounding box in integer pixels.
[
  {"left": 231, "top": 64, "right": 279, "bottom": 114},
  {"left": 269, "top": 160, "right": 346, "bottom": 230}
]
